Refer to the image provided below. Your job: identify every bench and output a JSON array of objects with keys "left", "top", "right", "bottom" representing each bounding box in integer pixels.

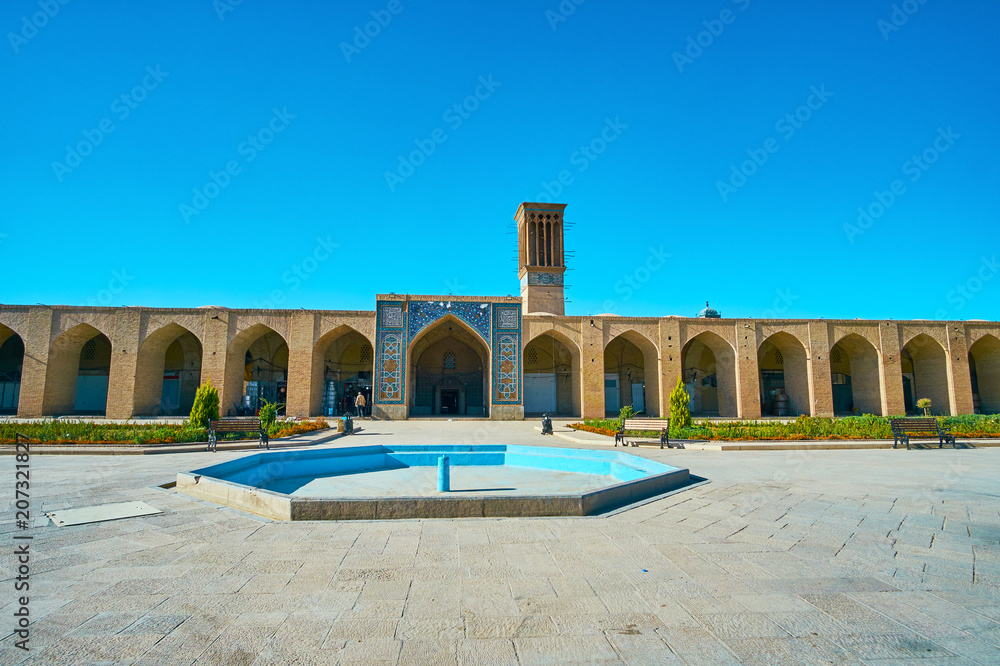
[
  {"left": 208, "top": 417, "right": 268, "bottom": 452},
  {"left": 889, "top": 417, "right": 956, "bottom": 450},
  {"left": 615, "top": 418, "right": 673, "bottom": 449}
]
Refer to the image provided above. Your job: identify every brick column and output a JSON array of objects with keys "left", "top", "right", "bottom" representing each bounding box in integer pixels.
[
  {"left": 286, "top": 312, "right": 316, "bottom": 418},
  {"left": 16, "top": 307, "right": 54, "bottom": 418},
  {"left": 735, "top": 320, "right": 761, "bottom": 419},
  {"left": 199, "top": 310, "right": 230, "bottom": 408},
  {"left": 807, "top": 322, "right": 835, "bottom": 417},
  {"left": 659, "top": 319, "right": 682, "bottom": 418},
  {"left": 106, "top": 308, "right": 143, "bottom": 418},
  {"left": 879, "top": 323, "right": 906, "bottom": 415},
  {"left": 581, "top": 318, "right": 605, "bottom": 419},
  {"left": 946, "top": 324, "right": 974, "bottom": 415}
]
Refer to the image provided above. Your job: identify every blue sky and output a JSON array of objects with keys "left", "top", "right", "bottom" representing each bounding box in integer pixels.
[{"left": 3, "top": 0, "right": 998, "bottom": 320}]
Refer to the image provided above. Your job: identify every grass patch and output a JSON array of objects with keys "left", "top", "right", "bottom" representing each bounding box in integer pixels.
[
  {"left": 571, "top": 414, "right": 1000, "bottom": 441},
  {"left": 2, "top": 419, "right": 330, "bottom": 446}
]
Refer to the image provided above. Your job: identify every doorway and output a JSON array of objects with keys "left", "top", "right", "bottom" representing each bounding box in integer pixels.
[{"left": 441, "top": 389, "right": 460, "bottom": 414}]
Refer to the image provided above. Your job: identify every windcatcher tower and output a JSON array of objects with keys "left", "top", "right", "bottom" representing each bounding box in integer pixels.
[{"left": 516, "top": 202, "right": 566, "bottom": 315}]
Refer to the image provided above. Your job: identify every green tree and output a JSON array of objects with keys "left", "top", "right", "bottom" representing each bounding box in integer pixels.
[
  {"left": 189, "top": 379, "right": 220, "bottom": 429},
  {"left": 618, "top": 405, "right": 635, "bottom": 425},
  {"left": 916, "top": 398, "right": 932, "bottom": 417},
  {"left": 669, "top": 376, "right": 691, "bottom": 429}
]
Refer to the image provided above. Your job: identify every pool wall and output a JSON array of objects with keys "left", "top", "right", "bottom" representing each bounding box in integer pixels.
[{"left": 176, "top": 444, "right": 691, "bottom": 521}]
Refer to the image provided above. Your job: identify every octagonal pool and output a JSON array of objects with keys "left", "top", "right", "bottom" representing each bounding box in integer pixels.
[{"left": 176, "top": 444, "right": 690, "bottom": 520}]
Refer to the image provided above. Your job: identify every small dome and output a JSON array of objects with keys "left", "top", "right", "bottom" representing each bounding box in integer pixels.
[
  {"left": 697, "top": 301, "right": 721, "bottom": 318},
  {"left": 197, "top": 305, "right": 226, "bottom": 309},
  {"left": 595, "top": 313, "right": 621, "bottom": 317}
]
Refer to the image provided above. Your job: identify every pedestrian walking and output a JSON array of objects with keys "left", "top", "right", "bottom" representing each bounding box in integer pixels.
[{"left": 355, "top": 391, "right": 367, "bottom": 418}]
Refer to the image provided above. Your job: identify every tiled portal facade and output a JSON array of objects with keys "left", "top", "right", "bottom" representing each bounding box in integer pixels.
[{"left": 1, "top": 202, "right": 999, "bottom": 421}]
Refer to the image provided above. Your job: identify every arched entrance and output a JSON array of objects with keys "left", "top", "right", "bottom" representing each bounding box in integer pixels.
[
  {"left": 313, "top": 327, "right": 374, "bottom": 416},
  {"left": 0, "top": 327, "right": 24, "bottom": 414},
  {"left": 224, "top": 324, "right": 288, "bottom": 416},
  {"left": 409, "top": 316, "right": 489, "bottom": 417},
  {"left": 603, "top": 332, "right": 659, "bottom": 416},
  {"left": 682, "top": 332, "right": 737, "bottom": 417},
  {"left": 758, "top": 332, "right": 810, "bottom": 416},
  {"left": 969, "top": 335, "right": 1000, "bottom": 414},
  {"left": 830, "top": 334, "right": 883, "bottom": 416},
  {"left": 43, "top": 324, "right": 112, "bottom": 415},
  {"left": 134, "top": 324, "right": 203, "bottom": 416},
  {"left": 523, "top": 332, "right": 579, "bottom": 416},
  {"left": 901, "top": 334, "right": 950, "bottom": 415}
]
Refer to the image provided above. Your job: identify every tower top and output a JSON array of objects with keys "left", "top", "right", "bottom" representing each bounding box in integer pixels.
[{"left": 515, "top": 202, "right": 567, "bottom": 316}]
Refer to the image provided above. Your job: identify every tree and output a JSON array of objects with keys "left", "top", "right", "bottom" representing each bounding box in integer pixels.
[
  {"left": 669, "top": 376, "right": 691, "bottom": 429},
  {"left": 916, "top": 398, "right": 932, "bottom": 417},
  {"left": 189, "top": 379, "right": 220, "bottom": 429}
]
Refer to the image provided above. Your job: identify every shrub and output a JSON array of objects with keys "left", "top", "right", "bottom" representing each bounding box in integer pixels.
[
  {"left": 916, "top": 398, "right": 932, "bottom": 416},
  {"left": 668, "top": 376, "right": 691, "bottom": 430},
  {"left": 189, "top": 380, "right": 220, "bottom": 429},
  {"left": 618, "top": 405, "right": 635, "bottom": 426},
  {"left": 258, "top": 399, "right": 284, "bottom": 431}
]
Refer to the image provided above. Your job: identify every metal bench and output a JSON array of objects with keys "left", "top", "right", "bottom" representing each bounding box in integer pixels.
[
  {"left": 208, "top": 417, "right": 268, "bottom": 452},
  {"left": 615, "top": 417, "right": 672, "bottom": 449},
  {"left": 889, "top": 417, "right": 956, "bottom": 450}
]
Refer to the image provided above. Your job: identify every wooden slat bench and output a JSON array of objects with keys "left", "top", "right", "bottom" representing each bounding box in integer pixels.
[
  {"left": 889, "top": 417, "right": 956, "bottom": 450},
  {"left": 615, "top": 417, "right": 673, "bottom": 449},
  {"left": 208, "top": 417, "right": 268, "bottom": 452}
]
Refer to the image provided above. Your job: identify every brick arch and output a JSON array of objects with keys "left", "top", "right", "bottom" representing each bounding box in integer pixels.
[
  {"left": 682, "top": 331, "right": 737, "bottom": 417},
  {"left": 830, "top": 333, "right": 883, "bottom": 415},
  {"left": 604, "top": 330, "right": 660, "bottom": 416},
  {"left": 901, "top": 333, "right": 951, "bottom": 415},
  {"left": 311, "top": 325, "right": 373, "bottom": 416},
  {"left": 524, "top": 329, "right": 581, "bottom": 416},
  {"left": 970, "top": 334, "right": 1000, "bottom": 414},
  {"left": 224, "top": 323, "right": 288, "bottom": 415},
  {"left": 407, "top": 314, "right": 490, "bottom": 417},
  {"left": 0, "top": 325, "right": 24, "bottom": 414},
  {"left": 758, "top": 331, "right": 810, "bottom": 416},
  {"left": 134, "top": 323, "right": 203, "bottom": 416},
  {"left": 43, "top": 323, "right": 111, "bottom": 415}
]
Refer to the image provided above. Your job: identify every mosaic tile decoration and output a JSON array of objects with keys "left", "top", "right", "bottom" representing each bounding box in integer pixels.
[
  {"left": 408, "top": 300, "right": 491, "bottom": 343},
  {"left": 492, "top": 305, "right": 522, "bottom": 405},
  {"left": 527, "top": 272, "right": 564, "bottom": 286},
  {"left": 374, "top": 301, "right": 406, "bottom": 405}
]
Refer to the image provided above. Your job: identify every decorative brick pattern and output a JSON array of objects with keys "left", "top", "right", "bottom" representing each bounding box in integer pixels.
[
  {"left": 374, "top": 301, "right": 406, "bottom": 405},
  {"left": 492, "top": 305, "right": 522, "bottom": 405},
  {"left": 408, "top": 300, "right": 491, "bottom": 343}
]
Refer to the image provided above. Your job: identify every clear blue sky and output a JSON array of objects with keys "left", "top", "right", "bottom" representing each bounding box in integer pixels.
[{"left": 3, "top": 0, "right": 998, "bottom": 320}]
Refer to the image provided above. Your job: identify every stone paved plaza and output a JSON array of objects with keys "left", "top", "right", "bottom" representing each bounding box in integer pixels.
[{"left": 3, "top": 420, "right": 1000, "bottom": 665}]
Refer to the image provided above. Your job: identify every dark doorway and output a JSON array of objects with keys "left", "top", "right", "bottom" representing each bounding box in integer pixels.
[{"left": 441, "top": 389, "right": 459, "bottom": 414}]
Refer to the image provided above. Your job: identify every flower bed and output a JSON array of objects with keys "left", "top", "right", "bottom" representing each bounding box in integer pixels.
[
  {"left": 571, "top": 414, "right": 1000, "bottom": 442},
  {"left": 1, "top": 419, "right": 330, "bottom": 446}
]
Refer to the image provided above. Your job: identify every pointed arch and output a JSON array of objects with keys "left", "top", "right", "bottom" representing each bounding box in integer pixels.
[
  {"left": 224, "top": 323, "right": 288, "bottom": 416},
  {"left": 408, "top": 314, "right": 490, "bottom": 417},
  {"left": 901, "top": 333, "right": 950, "bottom": 415},
  {"left": 524, "top": 329, "right": 581, "bottom": 416},
  {"left": 312, "top": 325, "right": 374, "bottom": 416},
  {"left": 43, "top": 323, "right": 112, "bottom": 415},
  {"left": 682, "top": 331, "right": 737, "bottom": 417},
  {"left": 134, "top": 323, "right": 203, "bottom": 416},
  {"left": 604, "top": 330, "right": 660, "bottom": 416},
  {"left": 758, "top": 332, "right": 810, "bottom": 416},
  {"left": 969, "top": 334, "right": 1000, "bottom": 414},
  {"left": 830, "top": 333, "right": 883, "bottom": 415},
  {"left": 0, "top": 325, "right": 24, "bottom": 414}
]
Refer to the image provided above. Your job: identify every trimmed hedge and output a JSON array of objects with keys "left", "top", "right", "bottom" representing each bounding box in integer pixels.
[{"left": 572, "top": 414, "right": 1000, "bottom": 442}]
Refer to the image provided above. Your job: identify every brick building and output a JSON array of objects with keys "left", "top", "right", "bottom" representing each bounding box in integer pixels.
[{"left": 2, "top": 202, "right": 998, "bottom": 421}]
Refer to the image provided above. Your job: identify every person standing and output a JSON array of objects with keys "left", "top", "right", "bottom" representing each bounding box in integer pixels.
[{"left": 355, "top": 391, "right": 367, "bottom": 418}]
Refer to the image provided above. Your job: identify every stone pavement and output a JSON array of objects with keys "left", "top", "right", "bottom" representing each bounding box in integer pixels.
[{"left": 1, "top": 419, "right": 999, "bottom": 664}]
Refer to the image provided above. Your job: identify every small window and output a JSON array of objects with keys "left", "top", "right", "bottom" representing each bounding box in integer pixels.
[
  {"left": 774, "top": 349, "right": 783, "bottom": 366},
  {"left": 443, "top": 350, "right": 455, "bottom": 369},
  {"left": 831, "top": 347, "right": 842, "bottom": 364},
  {"left": 360, "top": 344, "right": 372, "bottom": 363},
  {"left": 526, "top": 348, "right": 538, "bottom": 364},
  {"left": 83, "top": 338, "right": 97, "bottom": 360}
]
